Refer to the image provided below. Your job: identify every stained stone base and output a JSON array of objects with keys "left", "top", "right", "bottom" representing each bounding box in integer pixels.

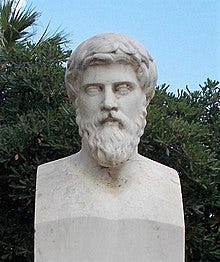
[{"left": 35, "top": 154, "right": 185, "bottom": 262}]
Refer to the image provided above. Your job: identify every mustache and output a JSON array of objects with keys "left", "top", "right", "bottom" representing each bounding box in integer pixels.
[{"left": 94, "top": 111, "right": 130, "bottom": 129}]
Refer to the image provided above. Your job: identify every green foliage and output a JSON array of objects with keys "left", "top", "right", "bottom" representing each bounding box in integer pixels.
[
  {"left": 1, "top": 39, "right": 70, "bottom": 120},
  {"left": 0, "top": 0, "right": 39, "bottom": 49}
]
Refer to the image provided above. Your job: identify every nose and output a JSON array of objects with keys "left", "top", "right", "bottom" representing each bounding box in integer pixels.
[{"left": 101, "top": 86, "right": 118, "bottom": 111}]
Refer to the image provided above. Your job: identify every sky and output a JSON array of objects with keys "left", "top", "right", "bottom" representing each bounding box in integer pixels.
[{"left": 21, "top": 0, "right": 219, "bottom": 92}]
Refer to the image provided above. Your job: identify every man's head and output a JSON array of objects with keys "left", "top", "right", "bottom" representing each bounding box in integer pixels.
[
  {"left": 65, "top": 33, "right": 157, "bottom": 105},
  {"left": 65, "top": 33, "right": 157, "bottom": 167}
]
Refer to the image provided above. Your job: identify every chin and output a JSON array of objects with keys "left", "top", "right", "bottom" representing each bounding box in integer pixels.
[{"left": 89, "top": 137, "right": 137, "bottom": 167}]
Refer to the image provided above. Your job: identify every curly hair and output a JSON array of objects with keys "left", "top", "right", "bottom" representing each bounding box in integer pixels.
[{"left": 65, "top": 33, "right": 157, "bottom": 104}]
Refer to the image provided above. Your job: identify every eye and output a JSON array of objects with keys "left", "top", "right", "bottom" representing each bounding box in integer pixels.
[
  {"left": 85, "top": 85, "right": 102, "bottom": 96},
  {"left": 114, "top": 83, "right": 132, "bottom": 95}
]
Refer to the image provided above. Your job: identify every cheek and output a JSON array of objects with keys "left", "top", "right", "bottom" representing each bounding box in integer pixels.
[
  {"left": 121, "top": 93, "right": 145, "bottom": 117},
  {"left": 78, "top": 96, "right": 101, "bottom": 118}
]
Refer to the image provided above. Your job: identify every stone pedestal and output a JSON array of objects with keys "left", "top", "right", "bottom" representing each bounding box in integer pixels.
[{"left": 35, "top": 154, "right": 184, "bottom": 262}]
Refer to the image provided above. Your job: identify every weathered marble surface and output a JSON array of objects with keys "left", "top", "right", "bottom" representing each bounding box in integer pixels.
[
  {"left": 35, "top": 33, "right": 185, "bottom": 262},
  {"left": 35, "top": 153, "right": 184, "bottom": 262}
]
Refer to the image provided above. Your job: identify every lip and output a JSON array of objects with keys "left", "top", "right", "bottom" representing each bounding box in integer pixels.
[
  {"left": 100, "top": 116, "right": 123, "bottom": 129},
  {"left": 101, "top": 117, "right": 119, "bottom": 124}
]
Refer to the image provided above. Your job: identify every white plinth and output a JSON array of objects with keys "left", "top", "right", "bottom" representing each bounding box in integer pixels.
[{"left": 35, "top": 154, "right": 184, "bottom": 262}]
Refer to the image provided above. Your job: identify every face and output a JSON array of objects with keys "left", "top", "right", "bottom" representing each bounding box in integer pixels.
[
  {"left": 76, "top": 63, "right": 147, "bottom": 167},
  {"left": 77, "top": 63, "right": 146, "bottom": 125}
]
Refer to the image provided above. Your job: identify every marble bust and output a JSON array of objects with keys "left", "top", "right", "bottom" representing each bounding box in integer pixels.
[{"left": 35, "top": 33, "right": 184, "bottom": 262}]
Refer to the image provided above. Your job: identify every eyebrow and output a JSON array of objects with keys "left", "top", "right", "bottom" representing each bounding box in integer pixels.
[
  {"left": 82, "top": 81, "right": 135, "bottom": 87},
  {"left": 82, "top": 83, "right": 104, "bottom": 89},
  {"left": 113, "top": 81, "right": 135, "bottom": 86}
]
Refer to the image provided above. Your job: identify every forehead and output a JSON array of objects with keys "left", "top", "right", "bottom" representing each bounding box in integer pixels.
[{"left": 81, "top": 63, "right": 139, "bottom": 85}]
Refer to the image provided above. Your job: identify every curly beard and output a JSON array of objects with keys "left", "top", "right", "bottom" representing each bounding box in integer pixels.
[{"left": 76, "top": 107, "right": 147, "bottom": 167}]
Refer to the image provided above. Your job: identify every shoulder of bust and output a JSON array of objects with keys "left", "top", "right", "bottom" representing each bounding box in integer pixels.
[
  {"left": 136, "top": 154, "right": 179, "bottom": 178},
  {"left": 37, "top": 153, "right": 79, "bottom": 176}
]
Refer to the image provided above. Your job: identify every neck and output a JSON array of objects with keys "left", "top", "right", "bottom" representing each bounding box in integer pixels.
[{"left": 77, "top": 139, "right": 141, "bottom": 190}]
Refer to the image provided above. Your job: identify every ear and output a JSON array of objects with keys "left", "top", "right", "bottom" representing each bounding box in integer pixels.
[
  {"left": 145, "top": 97, "right": 150, "bottom": 108},
  {"left": 72, "top": 95, "right": 79, "bottom": 109},
  {"left": 65, "top": 81, "right": 76, "bottom": 105}
]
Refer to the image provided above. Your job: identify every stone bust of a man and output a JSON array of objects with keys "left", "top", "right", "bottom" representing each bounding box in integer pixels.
[
  {"left": 35, "top": 33, "right": 184, "bottom": 262},
  {"left": 65, "top": 33, "right": 157, "bottom": 169}
]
